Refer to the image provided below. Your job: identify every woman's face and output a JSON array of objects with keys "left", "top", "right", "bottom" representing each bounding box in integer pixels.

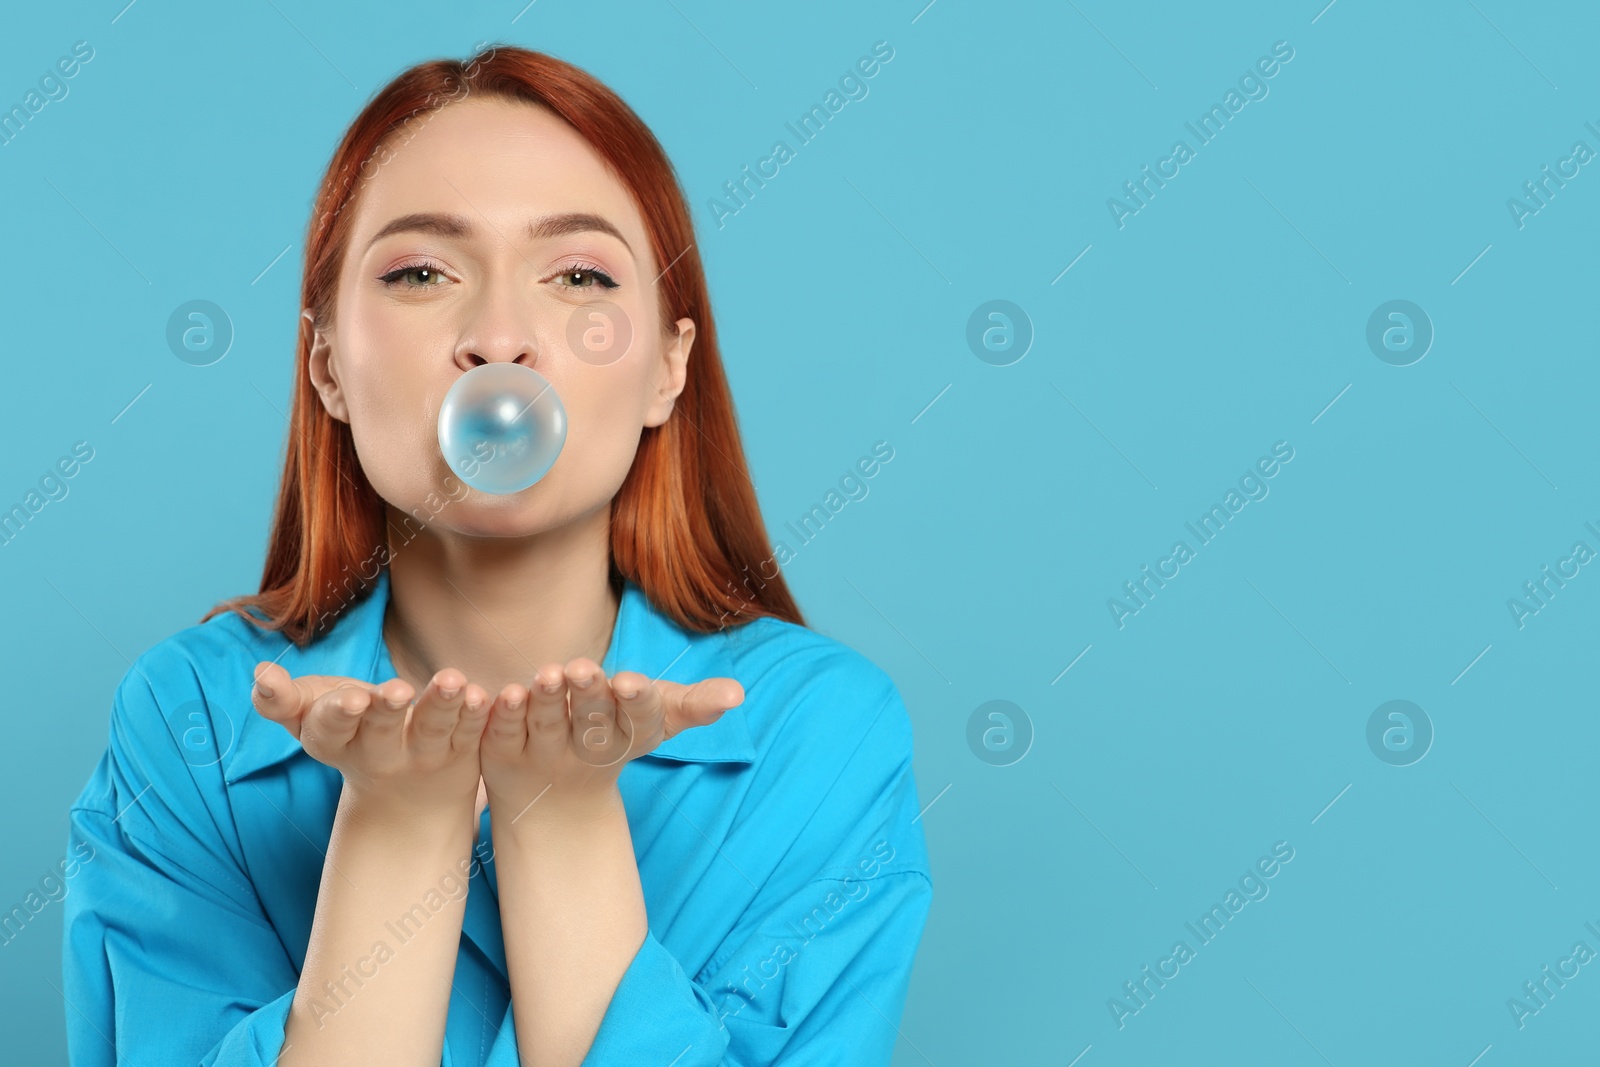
[{"left": 306, "top": 94, "right": 693, "bottom": 538}]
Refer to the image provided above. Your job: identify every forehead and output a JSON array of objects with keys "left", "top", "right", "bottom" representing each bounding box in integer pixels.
[{"left": 349, "top": 95, "right": 648, "bottom": 254}]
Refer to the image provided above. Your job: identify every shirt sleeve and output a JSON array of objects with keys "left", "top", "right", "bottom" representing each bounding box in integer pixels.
[
  {"left": 61, "top": 661, "right": 308, "bottom": 1067},
  {"left": 581, "top": 683, "right": 935, "bottom": 1066}
]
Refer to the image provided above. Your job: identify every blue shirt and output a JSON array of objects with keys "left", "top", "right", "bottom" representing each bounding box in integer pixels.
[{"left": 61, "top": 567, "right": 933, "bottom": 1065}]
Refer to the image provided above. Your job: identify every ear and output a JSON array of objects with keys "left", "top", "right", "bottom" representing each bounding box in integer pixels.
[
  {"left": 304, "top": 308, "right": 351, "bottom": 424},
  {"left": 643, "top": 317, "right": 694, "bottom": 428}
]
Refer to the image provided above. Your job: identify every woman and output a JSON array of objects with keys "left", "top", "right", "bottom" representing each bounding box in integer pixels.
[{"left": 60, "top": 44, "right": 932, "bottom": 1067}]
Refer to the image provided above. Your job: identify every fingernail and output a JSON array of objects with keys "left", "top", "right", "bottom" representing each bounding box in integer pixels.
[
  {"left": 571, "top": 675, "right": 593, "bottom": 689},
  {"left": 440, "top": 685, "right": 461, "bottom": 699},
  {"left": 615, "top": 684, "right": 638, "bottom": 699},
  {"left": 254, "top": 680, "right": 274, "bottom": 699}
]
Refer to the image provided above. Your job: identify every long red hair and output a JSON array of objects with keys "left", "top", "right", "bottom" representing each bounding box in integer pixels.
[{"left": 203, "top": 44, "right": 802, "bottom": 646}]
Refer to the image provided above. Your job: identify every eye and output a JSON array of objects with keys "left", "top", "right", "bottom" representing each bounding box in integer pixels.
[
  {"left": 552, "top": 262, "right": 620, "bottom": 291},
  {"left": 379, "top": 261, "right": 451, "bottom": 290}
]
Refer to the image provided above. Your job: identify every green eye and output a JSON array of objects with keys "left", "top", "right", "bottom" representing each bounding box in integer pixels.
[
  {"left": 555, "top": 265, "right": 619, "bottom": 291},
  {"left": 380, "top": 263, "right": 448, "bottom": 289}
]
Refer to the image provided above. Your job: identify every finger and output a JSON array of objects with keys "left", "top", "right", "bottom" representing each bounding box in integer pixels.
[
  {"left": 250, "top": 661, "right": 300, "bottom": 736},
  {"left": 302, "top": 680, "right": 376, "bottom": 752},
  {"left": 611, "top": 671, "right": 664, "bottom": 756},
  {"left": 483, "top": 682, "right": 531, "bottom": 756},
  {"left": 253, "top": 663, "right": 373, "bottom": 736},
  {"left": 251, "top": 663, "right": 331, "bottom": 735},
  {"left": 525, "top": 663, "right": 570, "bottom": 759},
  {"left": 356, "top": 677, "right": 414, "bottom": 746},
  {"left": 659, "top": 676, "right": 745, "bottom": 740},
  {"left": 565, "top": 658, "right": 619, "bottom": 765},
  {"left": 409, "top": 669, "right": 468, "bottom": 753},
  {"left": 450, "top": 684, "right": 493, "bottom": 753}
]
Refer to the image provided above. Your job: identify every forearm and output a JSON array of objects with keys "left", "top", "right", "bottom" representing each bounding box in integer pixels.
[
  {"left": 280, "top": 784, "right": 479, "bottom": 1067},
  {"left": 492, "top": 786, "right": 649, "bottom": 1066}
]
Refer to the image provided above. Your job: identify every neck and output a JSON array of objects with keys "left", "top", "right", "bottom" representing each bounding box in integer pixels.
[{"left": 379, "top": 502, "right": 621, "bottom": 699}]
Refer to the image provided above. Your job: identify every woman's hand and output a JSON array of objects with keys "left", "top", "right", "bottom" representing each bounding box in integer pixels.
[
  {"left": 250, "top": 661, "right": 491, "bottom": 823},
  {"left": 479, "top": 658, "right": 744, "bottom": 826}
]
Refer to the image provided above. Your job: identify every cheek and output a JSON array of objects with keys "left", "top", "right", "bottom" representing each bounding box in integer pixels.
[
  {"left": 339, "top": 353, "right": 450, "bottom": 502},
  {"left": 350, "top": 398, "right": 448, "bottom": 506},
  {"left": 553, "top": 373, "right": 646, "bottom": 483},
  {"left": 337, "top": 294, "right": 443, "bottom": 420}
]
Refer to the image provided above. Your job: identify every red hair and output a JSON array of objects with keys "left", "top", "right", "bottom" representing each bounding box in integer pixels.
[{"left": 202, "top": 44, "right": 802, "bottom": 646}]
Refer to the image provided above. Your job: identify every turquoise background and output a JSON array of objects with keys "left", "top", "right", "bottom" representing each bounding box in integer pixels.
[{"left": 3, "top": 0, "right": 1597, "bottom": 1062}]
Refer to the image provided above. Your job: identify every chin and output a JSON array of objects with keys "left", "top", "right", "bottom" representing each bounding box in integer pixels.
[{"left": 441, "top": 488, "right": 561, "bottom": 537}]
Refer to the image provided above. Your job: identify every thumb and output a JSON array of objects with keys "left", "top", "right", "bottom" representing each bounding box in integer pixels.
[
  {"left": 660, "top": 676, "right": 745, "bottom": 740},
  {"left": 252, "top": 663, "right": 373, "bottom": 739}
]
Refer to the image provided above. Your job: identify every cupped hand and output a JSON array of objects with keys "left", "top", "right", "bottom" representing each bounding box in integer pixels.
[
  {"left": 478, "top": 658, "right": 744, "bottom": 826},
  {"left": 250, "top": 660, "right": 492, "bottom": 821}
]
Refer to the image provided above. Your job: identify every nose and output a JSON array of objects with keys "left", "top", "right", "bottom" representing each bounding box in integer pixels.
[
  {"left": 453, "top": 338, "right": 537, "bottom": 372},
  {"left": 452, "top": 290, "right": 539, "bottom": 372}
]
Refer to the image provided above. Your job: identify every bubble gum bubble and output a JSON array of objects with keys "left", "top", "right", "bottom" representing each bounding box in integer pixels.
[{"left": 437, "top": 363, "right": 566, "bottom": 494}]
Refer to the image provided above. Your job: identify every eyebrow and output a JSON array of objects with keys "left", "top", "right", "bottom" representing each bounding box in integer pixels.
[{"left": 364, "top": 210, "right": 633, "bottom": 257}]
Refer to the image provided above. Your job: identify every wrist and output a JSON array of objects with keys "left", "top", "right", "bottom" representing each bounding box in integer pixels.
[
  {"left": 490, "top": 781, "right": 625, "bottom": 845},
  {"left": 339, "top": 780, "right": 480, "bottom": 844}
]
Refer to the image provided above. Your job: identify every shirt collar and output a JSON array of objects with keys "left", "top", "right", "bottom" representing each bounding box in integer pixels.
[{"left": 225, "top": 566, "right": 756, "bottom": 784}]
